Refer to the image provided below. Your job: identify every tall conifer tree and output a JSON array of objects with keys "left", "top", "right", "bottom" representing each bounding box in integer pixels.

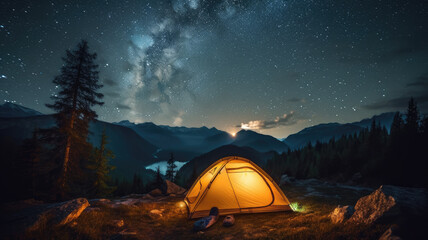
[
  {"left": 405, "top": 97, "right": 420, "bottom": 135},
  {"left": 87, "top": 130, "right": 116, "bottom": 197},
  {"left": 46, "top": 40, "right": 104, "bottom": 196},
  {"left": 165, "top": 153, "right": 176, "bottom": 181}
]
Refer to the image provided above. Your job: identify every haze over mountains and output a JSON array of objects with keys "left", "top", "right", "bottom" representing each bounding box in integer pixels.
[{"left": 0, "top": 102, "right": 396, "bottom": 180}]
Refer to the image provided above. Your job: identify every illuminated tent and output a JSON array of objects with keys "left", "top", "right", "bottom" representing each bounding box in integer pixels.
[{"left": 184, "top": 156, "right": 292, "bottom": 219}]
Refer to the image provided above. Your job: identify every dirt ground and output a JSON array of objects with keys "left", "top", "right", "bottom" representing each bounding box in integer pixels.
[{"left": 14, "top": 180, "right": 396, "bottom": 240}]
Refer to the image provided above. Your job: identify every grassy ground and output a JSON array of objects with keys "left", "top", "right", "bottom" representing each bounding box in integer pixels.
[{"left": 17, "top": 181, "right": 393, "bottom": 240}]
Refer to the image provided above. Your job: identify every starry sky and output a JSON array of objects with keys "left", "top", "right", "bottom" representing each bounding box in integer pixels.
[{"left": 1, "top": 0, "right": 427, "bottom": 138}]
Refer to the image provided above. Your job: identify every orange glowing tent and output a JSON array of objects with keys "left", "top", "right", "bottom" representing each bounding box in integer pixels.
[{"left": 184, "top": 156, "right": 292, "bottom": 219}]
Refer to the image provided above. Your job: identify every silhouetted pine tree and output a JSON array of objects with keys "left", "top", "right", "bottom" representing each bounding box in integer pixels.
[
  {"left": 150, "top": 166, "right": 164, "bottom": 191},
  {"left": 45, "top": 40, "right": 104, "bottom": 198},
  {"left": 131, "top": 174, "right": 144, "bottom": 194},
  {"left": 390, "top": 112, "right": 403, "bottom": 137},
  {"left": 114, "top": 178, "right": 132, "bottom": 196},
  {"left": 404, "top": 97, "right": 420, "bottom": 135},
  {"left": 20, "top": 130, "right": 42, "bottom": 198},
  {"left": 86, "top": 130, "right": 116, "bottom": 197},
  {"left": 165, "top": 153, "right": 176, "bottom": 182},
  {"left": 402, "top": 97, "right": 422, "bottom": 185},
  {"left": 385, "top": 112, "right": 404, "bottom": 184}
]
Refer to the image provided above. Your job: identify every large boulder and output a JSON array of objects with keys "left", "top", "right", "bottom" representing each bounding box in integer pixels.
[
  {"left": 350, "top": 185, "right": 428, "bottom": 224},
  {"left": 51, "top": 198, "right": 90, "bottom": 225},
  {"left": 330, "top": 205, "right": 354, "bottom": 224},
  {"left": 165, "top": 180, "right": 186, "bottom": 195},
  {"left": 149, "top": 188, "right": 163, "bottom": 197},
  {"left": 26, "top": 198, "right": 89, "bottom": 232}
]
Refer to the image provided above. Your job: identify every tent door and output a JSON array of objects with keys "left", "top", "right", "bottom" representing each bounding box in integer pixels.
[{"left": 226, "top": 167, "right": 274, "bottom": 209}]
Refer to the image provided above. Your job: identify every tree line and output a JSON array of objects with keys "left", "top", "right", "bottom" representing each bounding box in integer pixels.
[
  {"left": 113, "top": 153, "right": 178, "bottom": 196},
  {"left": 265, "top": 98, "right": 428, "bottom": 188}
]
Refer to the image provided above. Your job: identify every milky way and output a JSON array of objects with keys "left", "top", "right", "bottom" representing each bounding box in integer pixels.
[{"left": 1, "top": 0, "right": 427, "bottom": 137}]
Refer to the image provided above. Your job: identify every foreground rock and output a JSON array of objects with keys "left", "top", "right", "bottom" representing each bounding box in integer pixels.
[
  {"left": 148, "top": 180, "right": 186, "bottom": 197},
  {"left": 330, "top": 205, "right": 354, "bottom": 224},
  {"left": 52, "top": 198, "right": 90, "bottom": 225},
  {"left": 350, "top": 185, "right": 428, "bottom": 224},
  {"left": 150, "top": 209, "right": 165, "bottom": 217},
  {"left": 26, "top": 198, "right": 89, "bottom": 232},
  {"left": 165, "top": 180, "right": 186, "bottom": 195},
  {"left": 149, "top": 188, "right": 163, "bottom": 197}
]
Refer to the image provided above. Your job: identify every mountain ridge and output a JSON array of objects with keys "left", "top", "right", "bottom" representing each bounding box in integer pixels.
[
  {"left": 115, "top": 120, "right": 289, "bottom": 160},
  {"left": 0, "top": 102, "right": 43, "bottom": 118},
  {"left": 0, "top": 114, "right": 159, "bottom": 181},
  {"left": 283, "top": 112, "right": 395, "bottom": 149}
]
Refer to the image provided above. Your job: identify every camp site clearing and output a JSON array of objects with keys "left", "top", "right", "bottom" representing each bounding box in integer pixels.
[{"left": 12, "top": 178, "right": 394, "bottom": 240}]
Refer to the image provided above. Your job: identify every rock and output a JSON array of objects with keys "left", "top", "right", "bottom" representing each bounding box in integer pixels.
[
  {"left": 330, "top": 205, "right": 354, "bottom": 224},
  {"left": 149, "top": 188, "right": 163, "bottom": 197},
  {"left": 350, "top": 185, "right": 428, "bottom": 224},
  {"left": 280, "top": 174, "right": 291, "bottom": 186},
  {"left": 142, "top": 194, "right": 154, "bottom": 200},
  {"left": 84, "top": 207, "right": 101, "bottom": 213},
  {"left": 88, "top": 198, "right": 110, "bottom": 205},
  {"left": 111, "top": 219, "right": 124, "bottom": 228},
  {"left": 165, "top": 180, "right": 186, "bottom": 195},
  {"left": 51, "top": 198, "right": 90, "bottom": 225},
  {"left": 27, "top": 198, "right": 89, "bottom": 232},
  {"left": 379, "top": 226, "right": 402, "bottom": 240},
  {"left": 114, "top": 198, "right": 139, "bottom": 206},
  {"left": 150, "top": 209, "right": 164, "bottom": 216}
]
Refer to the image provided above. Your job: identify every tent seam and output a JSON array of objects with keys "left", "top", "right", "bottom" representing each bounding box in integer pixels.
[{"left": 226, "top": 164, "right": 242, "bottom": 211}]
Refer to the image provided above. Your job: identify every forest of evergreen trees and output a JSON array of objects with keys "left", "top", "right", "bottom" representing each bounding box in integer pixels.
[{"left": 266, "top": 98, "right": 428, "bottom": 188}]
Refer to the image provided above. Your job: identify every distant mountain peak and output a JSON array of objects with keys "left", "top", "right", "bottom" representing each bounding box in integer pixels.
[
  {"left": 114, "top": 120, "right": 136, "bottom": 127},
  {"left": 0, "top": 102, "right": 43, "bottom": 118},
  {"left": 237, "top": 129, "right": 256, "bottom": 134}
]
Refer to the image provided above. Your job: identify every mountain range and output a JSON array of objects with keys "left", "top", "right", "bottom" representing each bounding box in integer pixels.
[
  {"left": 0, "top": 102, "right": 397, "bottom": 180},
  {"left": 283, "top": 112, "right": 395, "bottom": 149},
  {"left": 0, "top": 114, "right": 158, "bottom": 181},
  {"left": 114, "top": 120, "right": 289, "bottom": 161},
  {"left": 0, "top": 102, "right": 42, "bottom": 118},
  {"left": 0, "top": 103, "right": 288, "bottom": 180}
]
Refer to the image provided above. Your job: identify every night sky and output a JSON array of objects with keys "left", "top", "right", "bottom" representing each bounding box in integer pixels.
[{"left": 1, "top": 0, "right": 427, "bottom": 138}]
